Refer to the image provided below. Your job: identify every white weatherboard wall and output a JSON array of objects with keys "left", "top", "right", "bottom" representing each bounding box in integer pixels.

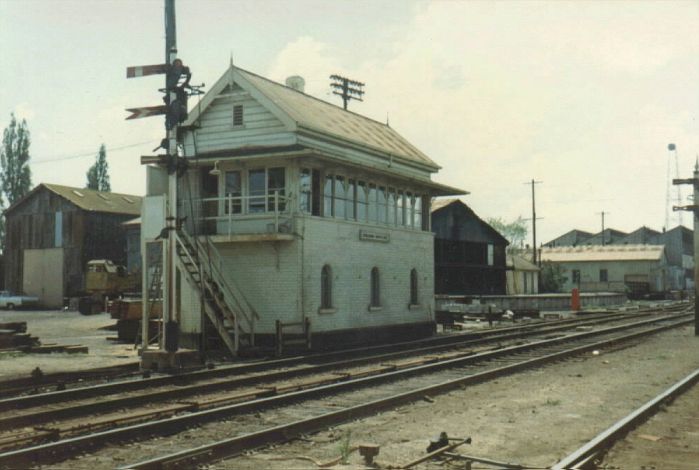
[
  {"left": 183, "top": 89, "right": 295, "bottom": 155},
  {"left": 301, "top": 217, "right": 434, "bottom": 332}
]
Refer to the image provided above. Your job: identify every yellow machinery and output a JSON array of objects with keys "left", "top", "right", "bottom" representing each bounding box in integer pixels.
[{"left": 78, "top": 260, "right": 140, "bottom": 315}]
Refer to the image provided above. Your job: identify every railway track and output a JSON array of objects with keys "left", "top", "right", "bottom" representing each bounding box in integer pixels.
[
  {"left": 0, "top": 303, "right": 684, "bottom": 400},
  {"left": 0, "top": 308, "right": 691, "bottom": 469},
  {"left": 551, "top": 366, "right": 699, "bottom": 469},
  {"left": 0, "top": 308, "right": 664, "bottom": 416}
]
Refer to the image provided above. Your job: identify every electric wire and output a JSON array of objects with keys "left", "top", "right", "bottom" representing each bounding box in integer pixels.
[{"left": 32, "top": 140, "right": 159, "bottom": 165}]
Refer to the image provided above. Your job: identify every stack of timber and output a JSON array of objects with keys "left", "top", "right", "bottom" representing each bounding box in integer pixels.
[{"left": 0, "top": 322, "right": 87, "bottom": 354}]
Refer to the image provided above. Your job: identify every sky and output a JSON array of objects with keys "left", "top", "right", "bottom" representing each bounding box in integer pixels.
[{"left": 1, "top": 0, "right": 698, "bottom": 244}]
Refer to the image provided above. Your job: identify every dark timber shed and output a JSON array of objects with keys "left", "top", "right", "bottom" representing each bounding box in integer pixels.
[
  {"left": 431, "top": 199, "right": 508, "bottom": 295},
  {"left": 4, "top": 183, "right": 142, "bottom": 307}
]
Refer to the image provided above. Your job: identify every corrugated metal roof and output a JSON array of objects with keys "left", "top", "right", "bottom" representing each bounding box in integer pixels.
[
  {"left": 235, "top": 68, "right": 439, "bottom": 169},
  {"left": 507, "top": 254, "right": 540, "bottom": 271},
  {"left": 430, "top": 197, "right": 462, "bottom": 213},
  {"left": 540, "top": 244, "right": 665, "bottom": 263},
  {"left": 42, "top": 184, "right": 142, "bottom": 215}
]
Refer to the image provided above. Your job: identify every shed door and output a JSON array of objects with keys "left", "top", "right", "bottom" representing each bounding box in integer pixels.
[{"left": 23, "top": 248, "right": 64, "bottom": 308}]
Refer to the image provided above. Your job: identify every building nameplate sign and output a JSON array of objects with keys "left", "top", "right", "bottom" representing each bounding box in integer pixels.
[{"left": 359, "top": 230, "right": 390, "bottom": 243}]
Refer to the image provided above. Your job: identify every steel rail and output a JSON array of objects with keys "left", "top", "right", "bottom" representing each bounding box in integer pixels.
[
  {"left": 551, "top": 366, "right": 699, "bottom": 470},
  {"left": 0, "top": 303, "right": 684, "bottom": 400},
  {"left": 0, "top": 310, "right": 673, "bottom": 433},
  {"left": 0, "top": 310, "right": 649, "bottom": 412},
  {"left": 0, "top": 313, "right": 690, "bottom": 469},
  {"left": 117, "top": 316, "right": 694, "bottom": 470}
]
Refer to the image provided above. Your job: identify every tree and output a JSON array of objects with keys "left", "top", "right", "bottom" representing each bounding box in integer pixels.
[
  {"left": 540, "top": 262, "right": 567, "bottom": 293},
  {"left": 1, "top": 113, "right": 32, "bottom": 205},
  {"left": 86, "top": 144, "right": 111, "bottom": 192},
  {"left": 0, "top": 114, "right": 33, "bottom": 250},
  {"left": 487, "top": 216, "right": 528, "bottom": 250}
]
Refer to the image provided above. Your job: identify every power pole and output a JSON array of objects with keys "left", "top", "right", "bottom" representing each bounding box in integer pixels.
[
  {"left": 672, "top": 160, "right": 699, "bottom": 336},
  {"left": 597, "top": 211, "right": 609, "bottom": 245},
  {"left": 330, "top": 74, "right": 364, "bottom": 110},
  {"left": 525, "top": 180, "right": 542, "bottom": 265}
]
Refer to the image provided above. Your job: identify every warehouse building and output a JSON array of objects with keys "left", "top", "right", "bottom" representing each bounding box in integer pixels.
[
  {"left": 539, "top": 244, "right": 667, "bottom": 296},
  {"left": 431, "top": 198, "right": 508, "bottom": 295},
  {"left": 4, "top": 183, "right": 142, "bottom": 307}
]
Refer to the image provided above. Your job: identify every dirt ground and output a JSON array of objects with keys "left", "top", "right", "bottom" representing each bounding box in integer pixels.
[
  {"left": 220, "top": 325, "right": 699, "bottom": 470},
  {"left": 601, "top": 376, "right": 699, "bottom": 470},
  {"left": 0, "top": 309, "right": 138, "bottom": 381}
]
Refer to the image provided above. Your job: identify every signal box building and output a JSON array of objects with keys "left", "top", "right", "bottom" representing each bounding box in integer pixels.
[
  {"left": 431, "top": 199, "right": 508, "bottom": 295},
  {"left": 4, "top": 184, "right": 142, "bottom": 307},
  {"left": 148, "top": 65, "right": 463, "bottom": 354}
]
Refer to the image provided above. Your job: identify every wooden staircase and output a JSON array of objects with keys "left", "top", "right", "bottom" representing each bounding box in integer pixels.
[{"left": 175, "top": 229, "right": 258, "bottom": 356}]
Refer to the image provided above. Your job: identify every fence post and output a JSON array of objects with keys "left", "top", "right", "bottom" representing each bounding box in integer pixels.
[{"left": 275, "top": 319, "right": 282, "bottom": 357}]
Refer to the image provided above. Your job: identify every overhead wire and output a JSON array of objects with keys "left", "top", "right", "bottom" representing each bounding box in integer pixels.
[{"left": 32, "top": 140, "right": 159, "bottom": 165}]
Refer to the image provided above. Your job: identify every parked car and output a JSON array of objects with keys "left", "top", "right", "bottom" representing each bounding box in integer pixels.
[{"left": 0, "top": 291, "right": 39, "bottom": 310}]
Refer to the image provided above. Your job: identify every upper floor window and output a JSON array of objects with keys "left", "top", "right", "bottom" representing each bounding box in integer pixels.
[
  {"left": 224, "top": 171, "right": 242, "bottom": 214},
  {"left": 487, "top": 244, "right": 494, "bottom": 266},
  {"left": 233, "top": 104, "right": 244, "bottom": 126},
  {"left": 321, "top": 265, "right": 333, "bottom": 309},
  {"left": 599, "top": 269, "right": 608, "bottom": 282},
  {"left": 410, "top": 269, "right": 419, "bottom": 305},
  {"left": 370, "top": 267, "right": 381, "bottom": 307}
]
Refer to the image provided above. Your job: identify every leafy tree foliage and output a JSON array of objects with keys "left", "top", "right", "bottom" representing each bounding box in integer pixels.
[
  {"left": 487, "top": 216, "right": 528, "bottom": 250},
  {"left": 1, "top": 114, "right": 32, "bottom": 205},
  {"left": 86, "top": 144, "right": 111, "bottom": 192},
  {"left": 540, "top": 262, "right": 568, "bottom": 293},
  {"left": 0, "top": 114, "right": 33, "bottom": 249}
]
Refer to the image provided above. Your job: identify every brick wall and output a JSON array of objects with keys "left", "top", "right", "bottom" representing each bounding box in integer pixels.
[{"left": 178, "top": 214, "right": 435, "bottom": 336}]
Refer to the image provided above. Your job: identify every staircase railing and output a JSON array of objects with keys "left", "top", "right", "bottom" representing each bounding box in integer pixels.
[{"left": 177, "top": 227, "right": 258, "bottom": 347}]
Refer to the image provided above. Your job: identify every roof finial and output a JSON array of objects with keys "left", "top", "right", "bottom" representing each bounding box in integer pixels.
[
  {"left": 386, "top": 112, "right": 390, "bottom": 127},
  {"left": 229, "top": 50, "right": 234, "bottom": 68},
  {"left": 695, "top": 155, "right": 699, "bottom": 172}
]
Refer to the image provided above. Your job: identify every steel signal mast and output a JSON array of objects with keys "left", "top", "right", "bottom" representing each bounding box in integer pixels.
[{"left": 126, "top": 0, "right": 203, "bottom": 360}]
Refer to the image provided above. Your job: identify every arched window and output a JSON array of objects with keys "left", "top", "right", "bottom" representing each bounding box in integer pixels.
[
  {"left": 321, "top": 265, "right": 332, "bottom": 309},
  {"left": 370, "top": 267, "right": 381, "bottom": 307},
  {"left": 410, "top": 269, "right": 419, "bottom": 305}
]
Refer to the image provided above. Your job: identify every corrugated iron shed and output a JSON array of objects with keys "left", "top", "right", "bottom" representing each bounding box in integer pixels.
[{"left": 540, "top": 244, "right": 664, "bottom": 263}]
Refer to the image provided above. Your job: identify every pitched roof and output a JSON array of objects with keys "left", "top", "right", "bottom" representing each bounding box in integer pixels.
[
  {"left": 540, "top": 244, "right": 665, "bottom": 263},
  {"left": 430, "top": 198, "right": 509, "bottom": 245},
  {"left": 185, "top": 65, "right": 439, "bottom": 170},
  {"left": 544, "top": 229, "right": 593, "bottom": 247},
  {"left": 6, "top": 183, "right": 142, "bottom": 216},
  {"left": 507, "top": 254, "right": 540, "bottom": 271},
  {"left": 430, "top": 197, "right": 461, "bottom": 213}
]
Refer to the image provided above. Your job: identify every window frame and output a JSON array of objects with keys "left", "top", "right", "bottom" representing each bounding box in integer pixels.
[
  {"left": 370, "top": 267, "right": 381, "bottom": 309},
  {"left": 320, "top": 265, "right": 333, "bottom": 311},
  {"left": 233, "top": 104, "right": 244, "bottom": 126},
  {"left": 410, "top": 268, "right": 419, "bottom": 306}
]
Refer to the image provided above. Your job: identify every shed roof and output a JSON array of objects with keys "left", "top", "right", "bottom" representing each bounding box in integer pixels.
[
  {"left": 185, "top": 65, "right": 439, "bottom": 170},
  {"left": 6, "top": 183, "right": 142, "bottom": 216},
  {"left": 430, "top": 198, "right": 509, "bottom": 246},
  {"left": 507, "top": 254, "right": 540, "bottom": 271},
  {"left": 540, "top": 244, "right": 665, "bottom": 263}
]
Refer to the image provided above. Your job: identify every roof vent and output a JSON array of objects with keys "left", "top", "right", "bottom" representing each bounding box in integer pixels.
[
  {"left": 97, "top": 193, "right": 110, "bottom": 201},
  {"left": 285, "top": 75, "right": 305, "bottom": 93},
  {"left": 72, "top": 190, "right": 84, "bottom": 198}
]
